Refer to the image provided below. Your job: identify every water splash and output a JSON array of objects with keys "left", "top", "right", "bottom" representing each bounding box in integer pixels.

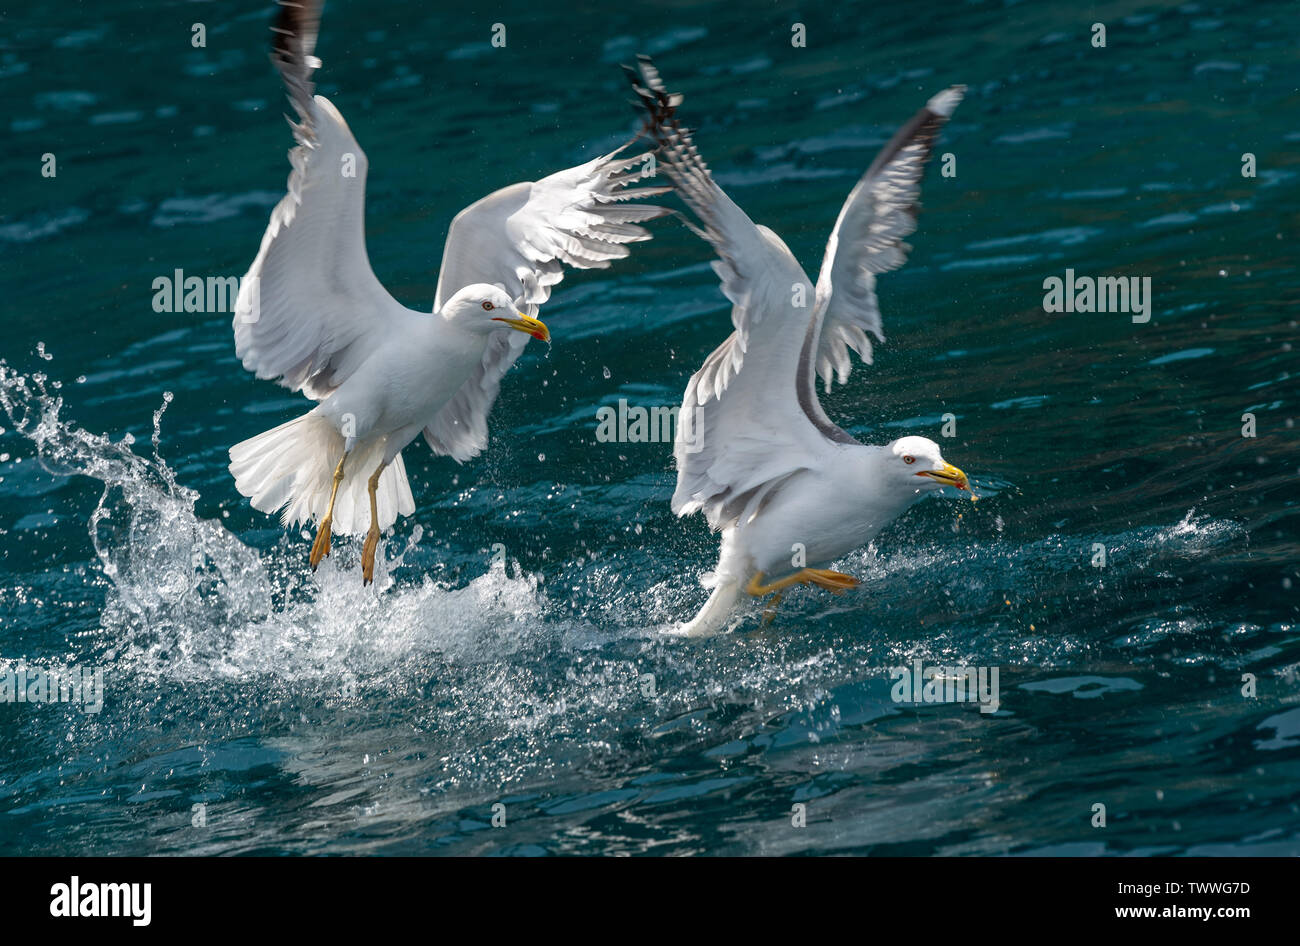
[{"left": 0, "top": 360, "right": 557, "bottom": 688}]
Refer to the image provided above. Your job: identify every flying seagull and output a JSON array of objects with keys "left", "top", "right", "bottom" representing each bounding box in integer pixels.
[
  {"left": 627, "top": 57, "right": 970, "bottom": 637},
  {"left": 228, "top": 1, "right": 667, "bottom": 583}
]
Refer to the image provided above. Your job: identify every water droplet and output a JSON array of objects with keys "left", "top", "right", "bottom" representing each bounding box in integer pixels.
[{"left": 602, "top": 366, "right": 611, "bottom": 379}]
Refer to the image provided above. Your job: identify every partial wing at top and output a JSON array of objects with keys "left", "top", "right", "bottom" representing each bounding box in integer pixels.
[
  {"left": 811, "top": 86, "right": 964, "bottom": 391},
  {"left": 234, "top": 0, "right": 414, "bottom": 400},
  {"left": 628, "top": 57, "right": 841, "bottom": 531},
  {"left": 423, "top": 147, "right": 670, "bottom": 462}
]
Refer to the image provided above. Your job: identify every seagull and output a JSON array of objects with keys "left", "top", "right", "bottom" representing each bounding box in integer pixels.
[
  {"left": 627, "top": 57, "right": 971, "bottom": 637},
  {"left": 228, "top": 1, "right": 666, "bottom": 584}
]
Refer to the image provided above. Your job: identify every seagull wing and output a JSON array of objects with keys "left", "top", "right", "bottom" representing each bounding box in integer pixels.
[
  {"left": 811, "top": 86, "right": 964, "bottom": 392},
  {"left": 233, "top": 0, "right": 415, "bottom": 401},
  {"left": 423, "top": 148, "right": 670, "bottom": 462},
  {"left": 629, "top": 57, "right": 841, "bottom": 531}
]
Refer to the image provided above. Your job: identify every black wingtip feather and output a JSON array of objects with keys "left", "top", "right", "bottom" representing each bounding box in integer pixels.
[
  {"left": 623, "top": 55, "right": 693, "bottom": 159},
  {"left": 270, "top": 0, "right": 324, "bottom": 119}
]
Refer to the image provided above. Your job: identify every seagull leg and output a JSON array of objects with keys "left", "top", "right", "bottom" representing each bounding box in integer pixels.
[
  {"left": 746, "top": 571, "right": 804, "bottom": 596},
  {"left": 802, "top": 569, "right": 860, "bottom": 593},
  {"left": 310, "top": 452, "right": 348, "bottom": 571},
  {"left": 360, "top": 459, "right": 389, "bottom": 586},
  {"left": 746, "top": 568, "right": 859, "bottom": 598},
  {"left": 761, "top": 592, "right": 785, "bottom": 626}
]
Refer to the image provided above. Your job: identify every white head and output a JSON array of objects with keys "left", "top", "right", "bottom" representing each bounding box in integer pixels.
[
  {"left": 441, "top": 284, "right": 550, "bottom": 342},
  {"left": 885, "top": 435, "right": 969, "bottom": 495}
]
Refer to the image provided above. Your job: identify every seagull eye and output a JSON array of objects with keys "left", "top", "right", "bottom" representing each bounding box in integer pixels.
[
  {"left": 481, "top": 301, "right": 495, "bottom": 311},
  {"left": 903, "top": 455, "right": 915, "bottom": 464}
]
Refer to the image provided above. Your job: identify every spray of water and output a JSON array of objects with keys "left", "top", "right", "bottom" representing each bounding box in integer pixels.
[
  {"left": 0, "top": 358, "right": 569, "bottom": 689},
  {"left": 0, "top": 356, "right": 1249, "bottom": 697}
]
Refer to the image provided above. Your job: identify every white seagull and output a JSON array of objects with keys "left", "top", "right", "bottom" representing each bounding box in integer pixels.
[
  {"left": 627, "top": 58, "right": 971, "bottom": 637},
  {"left": 228, "top": 1, "right": 666, "bottom": 583}
]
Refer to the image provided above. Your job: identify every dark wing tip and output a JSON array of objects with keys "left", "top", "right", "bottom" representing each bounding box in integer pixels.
[
  {"left": 272, "top": 0, "right": 322, "bottom": 62},
  {"left": 271, "top": 0, "right": 324, "bottom": 117},
  {"left": 623, "top": 54, "right": 687, "bottom": 145}
]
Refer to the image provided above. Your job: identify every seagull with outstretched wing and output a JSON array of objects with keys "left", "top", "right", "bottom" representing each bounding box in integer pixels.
[
  {"left": 228, "top": 1, "right": 666, "bottom": 583},
  {"left": 627, "top": 57, "right": 970, "bottom": 636}
]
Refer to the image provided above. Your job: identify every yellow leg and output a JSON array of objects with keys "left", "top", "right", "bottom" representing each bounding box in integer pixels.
[
  {"left": 803, "top": 569, "right": 860, "bottom": 593},
  {"left": 360, "top": 460, "right": 388, "bottom": 585},
  {"left": 746, "top": 568, "right": 860, "bottom": 598},
  {"left": 310, "top": 453, "right": 348, "bottom": 571},
  {"left": 761, "top": 592, "right": 784, "bottom": 626}
]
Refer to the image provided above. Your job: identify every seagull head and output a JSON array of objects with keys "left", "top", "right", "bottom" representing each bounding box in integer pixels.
[
  {"left": 444, "top": 284, "right": 550, "bottom": 343},
  {"left": 886, "top": 436, "right": 969, "bottom": 494}
]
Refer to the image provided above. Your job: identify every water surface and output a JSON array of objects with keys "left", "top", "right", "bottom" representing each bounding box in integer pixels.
[{"left": 1, "top": 0, "right": 1297, "bottom": 855}]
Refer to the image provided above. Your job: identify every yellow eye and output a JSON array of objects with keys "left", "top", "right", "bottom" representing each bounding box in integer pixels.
[
  {"left": 481, "top": 301, "right": 495, "bottom": 311},
  {"left": 903, "top": 455, "right": 915, "bottom": 464}
]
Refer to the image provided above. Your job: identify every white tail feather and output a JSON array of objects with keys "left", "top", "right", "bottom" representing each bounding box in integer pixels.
[{"left": 229, "top": 411, "right": 415, "bottom": 535}]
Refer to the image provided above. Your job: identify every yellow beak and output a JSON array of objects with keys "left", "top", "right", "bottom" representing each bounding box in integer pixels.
[
  {"left": 917, "top": 462, "right": 970, "bottom": 492},
  {"left": 493, "top": 311, "right": 550, "bottom": 343}
]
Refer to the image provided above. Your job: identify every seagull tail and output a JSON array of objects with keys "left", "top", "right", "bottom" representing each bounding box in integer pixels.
[
  {"left": 228, "top": 411, "right": 415, "bottom": 536},
  {"left": 676, "top": 578, "right": 743, "bottom": 638}
]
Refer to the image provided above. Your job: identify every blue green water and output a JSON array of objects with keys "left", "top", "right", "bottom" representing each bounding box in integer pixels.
[{"left": 1, "top": 0, "right": 1297, "bottom": 855}]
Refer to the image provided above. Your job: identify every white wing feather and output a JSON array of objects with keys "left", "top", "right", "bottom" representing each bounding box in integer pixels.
[
  {"left": 233, "top": 1, "right": 414, "bottom": 400},
  {"left": 423, "top": 149, "right": 669, "bottom": 462},
  {"left": 629, "top": 58, "right": 837, "bottom": 530},
  {"left": 631, "top": 59, "right": 961, "bottom": 530},
  {"left": 812, "top": 86, "right": 964, "bottom": 390}
]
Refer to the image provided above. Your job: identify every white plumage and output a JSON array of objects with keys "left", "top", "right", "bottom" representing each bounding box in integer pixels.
[
  {"left": 628, "top": 58, "right": 970, "bottom": 636},
  {"left": 228, "top": 1, "right": 666, "bottom": 575}
]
